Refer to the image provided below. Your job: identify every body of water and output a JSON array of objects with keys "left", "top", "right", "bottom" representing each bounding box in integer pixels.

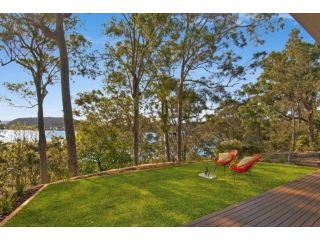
[
  {"left": 0, "top": 130, "right": 65, "bottom": 142},
  {"left": 0, "top": 130, "right": 211, "bottom": 157}
]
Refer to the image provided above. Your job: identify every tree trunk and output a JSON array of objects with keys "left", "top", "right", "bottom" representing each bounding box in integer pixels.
[
  {"left": 164, "top": 131, "right": 170, "bottom": 162},
  {"left": 133, "top": 76, "right": 139, "bottom": 165},
  {"left": 36, "top": 84, "right": 49, "bottom": 183},
  {"left": 307, "top": 108, "right": 315, "bottom": 144},
  {"left": 97, "top": 160, "right": 103, "bottom": 172},
  {"left": 183, "top": 118, "right": 189, "bottom": 161},
  {"left": 291, "top": 113, "right": 296, "bottom": 151},
  {"left": 161, "top": 100, "right": 170, "bottom": 162},
  {"left": 183, "top": 139, "right": 187, "bottom": 161},
  {"left": 177, "top": 80, "right": 183, "bottom": 162},
  {"left": 56, "top": 14, "right": 79, "bottom": 177}
]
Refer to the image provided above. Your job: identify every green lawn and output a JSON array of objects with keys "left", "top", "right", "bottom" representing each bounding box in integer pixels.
[{"left": 5, "top": 162, "right": 316, "bottom": 227}]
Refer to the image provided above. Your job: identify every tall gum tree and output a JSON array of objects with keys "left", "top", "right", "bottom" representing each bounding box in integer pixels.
[
  {"left": 246, "top": 29, "right": 320, "bottom": 147},
  {"left": 104, "top": 14, "right": 173, "bottom": 165},
  {"left": 147, "top": 43, "right": 178, "bottom": 162},
  {"left": 0, "top": 14, "right": 60, "bottom": 183},
  {"left": 25, "top": 13, "right": 89, "bottom": 177},
  {"left": 169, "top": 13, "right": 283, "bottom": 162}
]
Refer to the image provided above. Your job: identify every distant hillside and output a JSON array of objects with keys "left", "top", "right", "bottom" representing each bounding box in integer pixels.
[{"left": 7, "top": 117, "right": 64, "bottom": 130}]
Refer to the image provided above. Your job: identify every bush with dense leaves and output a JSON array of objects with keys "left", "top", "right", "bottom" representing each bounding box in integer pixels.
[{"left": 216, "top": 139, "right": 243, "bottom": 153}]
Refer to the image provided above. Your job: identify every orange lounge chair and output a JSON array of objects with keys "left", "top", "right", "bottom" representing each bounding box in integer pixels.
[
  {"left": 229, "top": 154, "right": 262, "bottom": 183},
  {"left": 213, "top": 149, "right": 238, "bottom": 174}
]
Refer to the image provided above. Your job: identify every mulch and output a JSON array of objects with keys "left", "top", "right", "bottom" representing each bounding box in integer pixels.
[{"left": 0, "top": 185, "right": 42, "bottom": 223}]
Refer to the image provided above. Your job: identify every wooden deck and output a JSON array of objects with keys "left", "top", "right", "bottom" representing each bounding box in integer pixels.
[{"left": 187, "top": 171, "right": 320, "bottom": 227}]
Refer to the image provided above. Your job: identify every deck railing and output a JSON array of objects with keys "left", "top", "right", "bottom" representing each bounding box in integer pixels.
[{"left": 263, "top": 152, "right": 320, "bottom": 167}]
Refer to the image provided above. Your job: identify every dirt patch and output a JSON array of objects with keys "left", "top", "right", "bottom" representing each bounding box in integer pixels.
[{"left": 0, "top": 185, "right": 42, "bottom": 223}]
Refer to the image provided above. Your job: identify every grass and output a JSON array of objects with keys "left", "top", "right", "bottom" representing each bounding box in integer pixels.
[{"left": 4, "top": 162, "right": 316, "bottom": 227}]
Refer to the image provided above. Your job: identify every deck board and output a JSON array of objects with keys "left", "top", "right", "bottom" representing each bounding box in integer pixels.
[
  {"left": 187, "top": 171, "right": 320, "bottom": 227},
  {"left": 187, "top": 177, "right": 310, "bottom": 227}
]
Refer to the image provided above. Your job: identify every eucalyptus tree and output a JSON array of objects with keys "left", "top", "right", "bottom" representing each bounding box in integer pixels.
[
  {"left": 281, "top": 29, "right": 320, "bottom": 145},
  {"left": 0, "top": 14, "right": 60, "bottom": 183},
  {"left": 208, "top": 98, "right": 243, "bottom": 141},
  {"left": 244, "top": 29, "right": 320, "bottom": 148},
  {"left": 155, "top": 76, "right": 177, "bottom": 162},
  {"left": 104, "top": 14, "right": 173, "bottom": 165},
  {"left": 24, "top": 13, "right": 90, "bottom": 177},
  {"left": 146, "top": 44, "right": 178, "bottom": 162},
  {"left": 170, "top": 13, "right": 283, "bottom": 162},
  {"left": 181, "top": 88, "right": 208, "bottom": 160}
]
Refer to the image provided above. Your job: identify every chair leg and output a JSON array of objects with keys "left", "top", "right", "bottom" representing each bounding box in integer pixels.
[
  {"left": 249, "top": 170, "right": 255, "bottom": 184},
  {"left": 233, "top": 171, "right": 236, "bottom": 184},
  {"left": 223, "top": 165, "right": 226, "bottom": 175}
]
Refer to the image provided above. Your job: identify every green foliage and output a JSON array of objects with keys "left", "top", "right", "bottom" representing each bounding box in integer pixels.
[
  {"left": 0, "top": 133, "right": 70, "bottom": 188},
  {"left": 15, "top": 175, "right": 25, "bottom": 197},
  {"left": 77, "top": 120, "right": 132, "bottom": 173},
  {"left": 47, "top": 137, "right": 69, "bottom": 181},
  {"left": 234, "top": 29, "right": 320, "bottom": 153},
  {"left": 186, "top": 150, "right": 203, "bottom": 161},
  {"left": 295, "top": 135, "right": 314, "bottom": 152},
  {"left": 0, "top": 191, "right": 13, "bottom": 214},
  {"left": 216, "top": 139, "right": 243, "bottom": 154},
  {"left": 0, "top": 166, "right": 14, "bottom": 214},
  {"left": 0, "top": 13, "right": 59, "bottom": 106},
  {"left": 0, "top": 137, "right": 39, "bottom": 187},
  {"left": 216, "top": 139, "right": 263, "bottom": 157},
  {"left": 242, "top": 144, "right": 263, "bottom": 156}
]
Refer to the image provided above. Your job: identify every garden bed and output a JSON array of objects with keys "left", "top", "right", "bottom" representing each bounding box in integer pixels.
[{"left": 0, "top": 185, "right": 42, "bottom": 224}]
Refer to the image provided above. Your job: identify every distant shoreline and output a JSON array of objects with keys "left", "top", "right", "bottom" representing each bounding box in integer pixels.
[
  {"left": 1, "top": 117, "right": 65, "bottom": 130},
  {"left": 0, "top": 129, "right": 66, "bottom": 142}
]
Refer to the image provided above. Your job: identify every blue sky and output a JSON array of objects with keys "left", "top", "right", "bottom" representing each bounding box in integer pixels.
[{"left": 0, "top": 13, "right": 315, "bottom": 121}]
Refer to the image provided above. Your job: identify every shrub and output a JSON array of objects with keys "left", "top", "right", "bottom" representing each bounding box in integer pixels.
[
  {"left": 216, "top": 139, "right": 265, "bottom": 158},
  {"left": 186, "top": 150, "right": 202, "bottom": 162},
  {"left": 15, "top": 175, "right": 25, "bottom": 197},
  {"left": 47, "top": 137, "right": 69, "bottom": 181},
  {"left": 0, "top": 189, "right": 13, "bottom": 214},
  {"left": 242, "top": 143, "right": 263, "bottom": 155},
  {"left": 296, "top": 135, "right": 310, "bottom": 152},
  {"left": 216, "top": 139, "right": 243, "bottom": 154},
  {"left": 0, "top": 166, "right": 13, "bottom": 214}
]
